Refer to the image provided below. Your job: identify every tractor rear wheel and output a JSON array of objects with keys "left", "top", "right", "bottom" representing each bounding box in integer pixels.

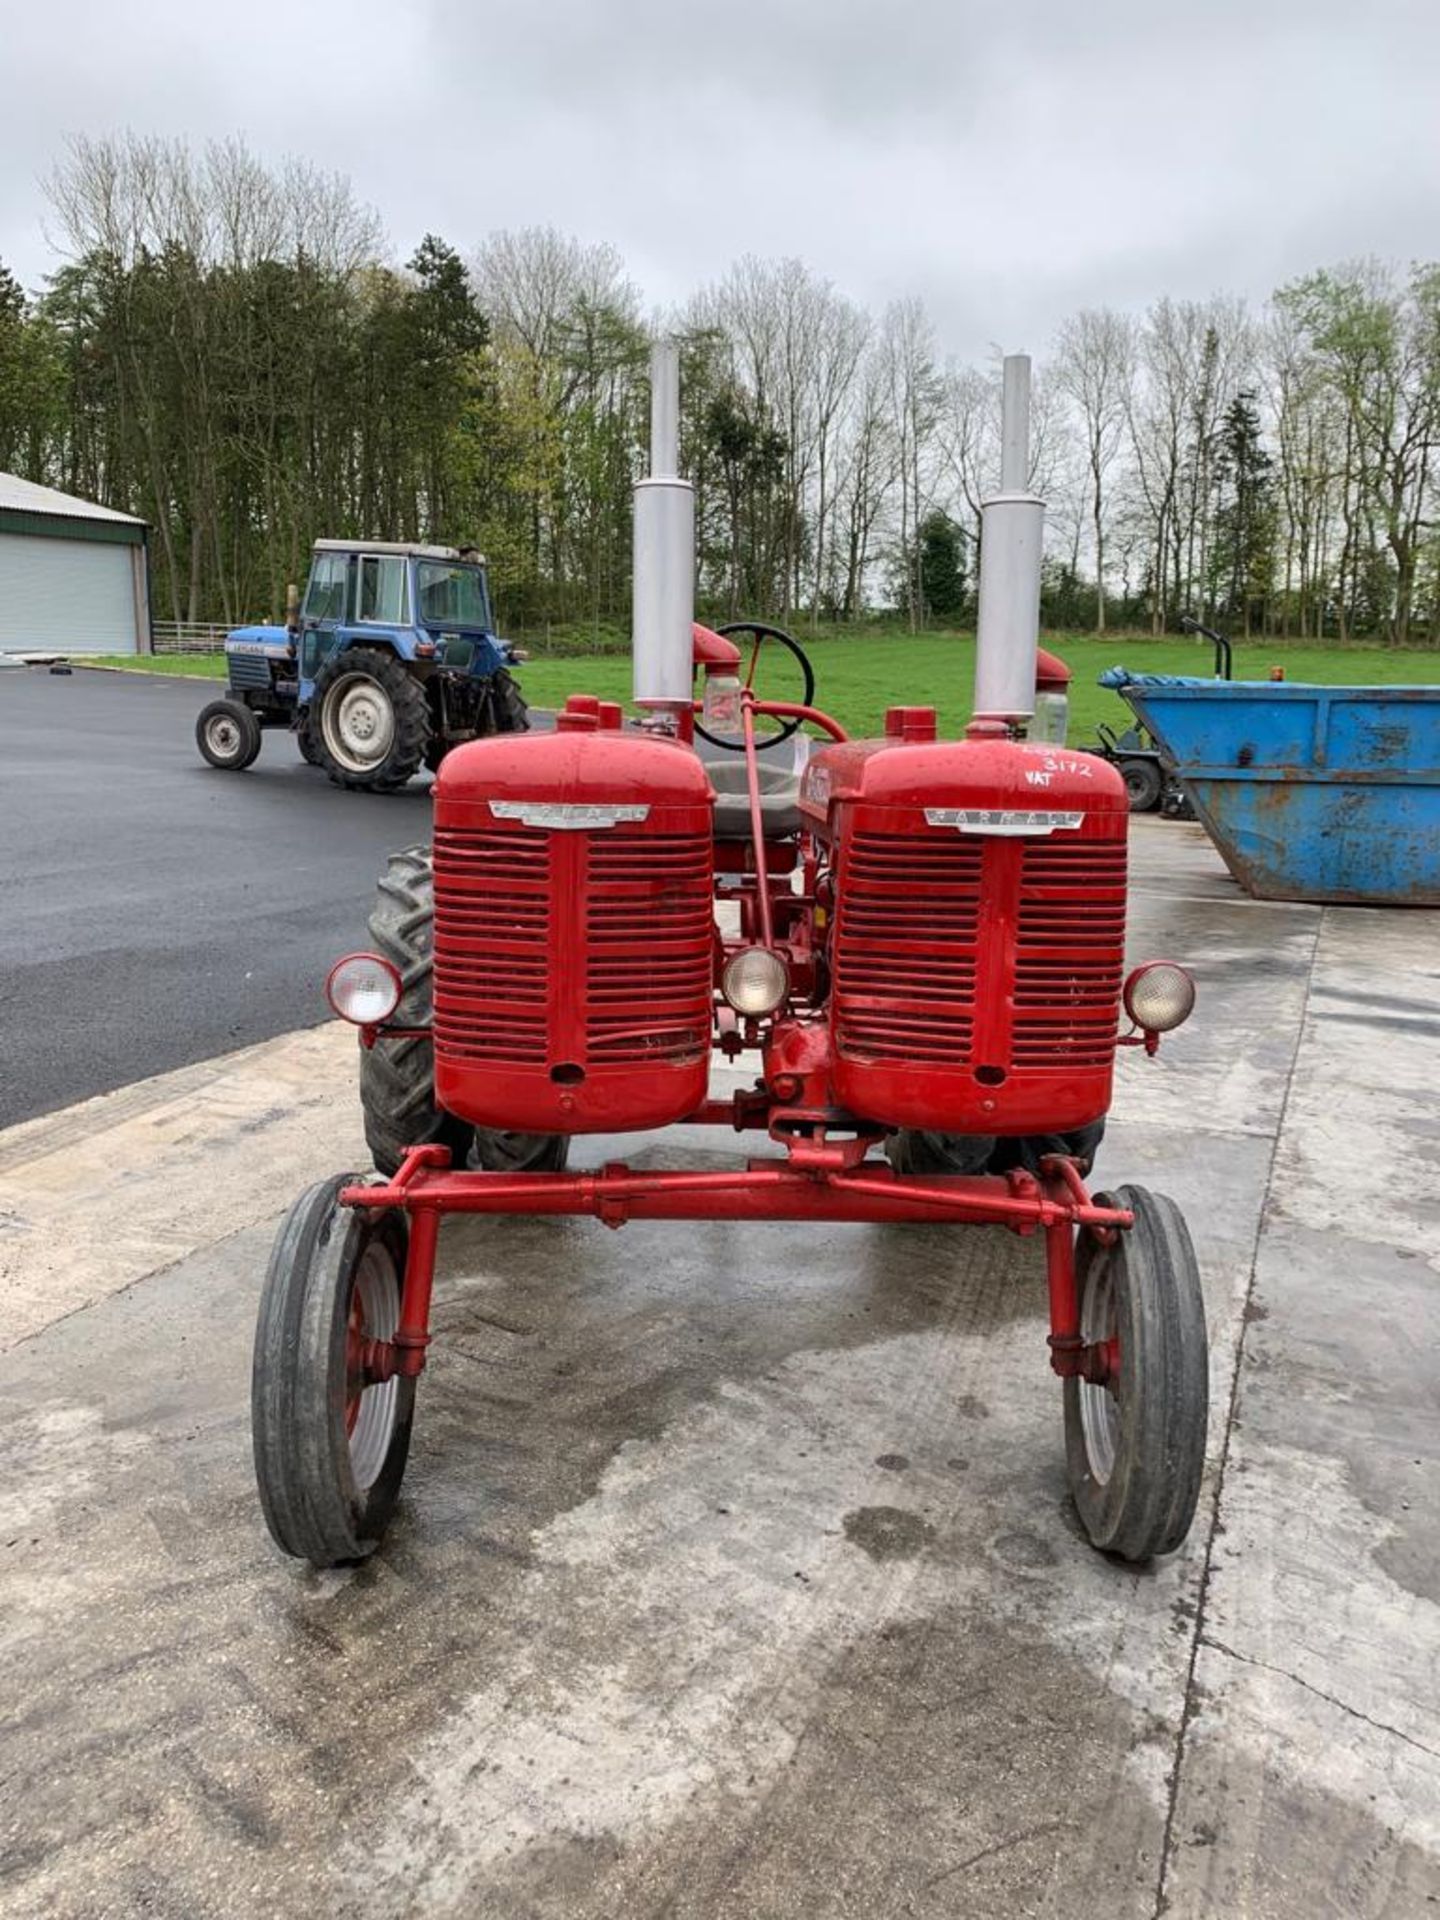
[
  {"left": 313, "top": 647, "right": 430, "bottom": 791},
  {"left": 360, "top": 849, "right": 568, "bottom": 1178},
  {"left": 472, "top": 1131, "right": 570, "bottom": 1173},
  {"left": 1120, "top": 757, "right": 1164, "bottom": 812},
  {"left": 885, "top": 1130, "right": 995, "bottom": 1175},
  {"left": 1064, "top": 1185, "right": 1208, "bottom": 1562},
  {"left": 886, "top": 1124, "right": 1104, "bottom": 1178},
  {"left": 491, "top": 667, "right": 530, "bottom": 733},
  {"left": 297, "top": 718, "right": 322, "bottom": 766},
  {"left": 361, "top": 848, "right": 476, "bottom": 1177},
  {"left": 251, "top": 1174, "right": 415, "bottom": 1565},
  {"left": 196, "top": 698, "right": 262, "bottom": 771}
]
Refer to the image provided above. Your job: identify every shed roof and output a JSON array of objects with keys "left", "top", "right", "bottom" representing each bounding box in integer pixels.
[{"left": 0, "top": 473, "right": 146, "bottom": 527}]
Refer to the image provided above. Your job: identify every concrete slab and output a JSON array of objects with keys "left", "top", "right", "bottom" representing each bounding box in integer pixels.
[
  {"left": 1160, "top": 902, "right": 1440, "bottom": 1918},
  {"left": 0, "top": 819, "right": 1436, "bottom": 1918}
]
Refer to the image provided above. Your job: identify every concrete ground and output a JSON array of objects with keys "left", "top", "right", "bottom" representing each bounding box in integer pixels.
[{"left": 1, "top": 820, "right": 1437, "bottom": 1918}]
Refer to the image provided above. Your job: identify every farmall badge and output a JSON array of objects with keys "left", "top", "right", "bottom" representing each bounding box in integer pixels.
[
  {"left": 926, "top": 808, "right": 1085, "bottom": 836},
  {"left": 489, "top": 801, "right": 650, "bottom": 830}
]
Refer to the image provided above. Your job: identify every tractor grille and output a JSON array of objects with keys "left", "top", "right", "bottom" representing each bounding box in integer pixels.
[
  {"left": 433, "top": 827, "right": 550, "bottom": 1066},
  {"left": 585, "top": 834, "right": 713, "bottom": 1064},
  {"left": 834, "top": 832, "right": 983, "bottom": 1063},
  {"left": 432, "top": 825, "right": 713, "bottom": 1071},
  {"left": 833, "top": 828, "right": 1126, "bottom": 1070},
  {"left": 1013, "top": 839, "right": 1127, "bottom": 1068},
  {"left": 227, "top": 652, "right": 273, "bottom": 691}
]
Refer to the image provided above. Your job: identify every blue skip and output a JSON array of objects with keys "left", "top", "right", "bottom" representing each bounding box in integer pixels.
[{"left": 1100, "top": 672, "right": 1440, "bottom": 906}]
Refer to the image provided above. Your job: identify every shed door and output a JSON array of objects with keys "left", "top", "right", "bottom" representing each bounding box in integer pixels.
[{"left": 0, "top": 534, "right": 138, "bottom": 654}]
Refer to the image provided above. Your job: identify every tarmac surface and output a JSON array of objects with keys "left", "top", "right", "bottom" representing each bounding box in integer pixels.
[
  {"left": 1, "top": 813, "right": 1438, "bottom": 1917},
  {"left": 0, "top": 665, "right": 441, "bottom": 1126}
]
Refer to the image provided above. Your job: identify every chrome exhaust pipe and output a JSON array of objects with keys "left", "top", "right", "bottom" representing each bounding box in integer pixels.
[
  {"left": 973, "top": 354, "right": 1045, "bottom": 728},
  {"left": 632, "top": 340, "right": 696, "bottom": 717}
]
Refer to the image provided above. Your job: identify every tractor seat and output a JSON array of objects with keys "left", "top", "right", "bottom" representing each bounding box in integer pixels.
[{"left": 707, "top": 756, "right": 803, "bottom": 840}]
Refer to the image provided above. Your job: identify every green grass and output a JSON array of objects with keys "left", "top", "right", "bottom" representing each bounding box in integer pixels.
[
  {"left": 519, "top": 634, "right": 1440, "bottom": 742},
  {"left": 89, "top": 632, "right": 1440, "bottom": 741},
  {"left": 88, "top": 652, "right": 230, "bottom": 678}
]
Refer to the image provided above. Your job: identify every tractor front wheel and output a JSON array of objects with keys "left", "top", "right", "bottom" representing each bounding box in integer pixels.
[
  {"left": 1064, "top": 1185, "right": 1208, "bottom": 1562},
  {"left": 196, "top": 698, "right": 262, "bottom": 771},
  {"left": 251, "top": 1175, "right": 415, "bottom": 1565},
  {"left": 313, "top": 647, "right": 430, "bottom": 791}
]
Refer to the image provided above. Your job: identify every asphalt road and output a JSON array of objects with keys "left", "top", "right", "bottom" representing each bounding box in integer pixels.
[{"left": 0, "top": 666, "right": 442, "bottom": 1128}]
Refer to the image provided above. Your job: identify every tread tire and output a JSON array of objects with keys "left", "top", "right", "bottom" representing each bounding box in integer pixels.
[
  {"left": 1064, "top": 1185, "right": 1209, "bottom": 1563},
  {"left": 313, "top": 646, "right": 430, "bottom": 791},
  {"left": 491, "top": 666, "right": 530, "bottom": 734},
  {"left": 1121, "top": 757, "right": 1164, "bottom": 812},
  {"left": 196, "top": 698, "right": 262, "bottom": 771},
  {"left": 251, "top": 1174, "right": 415, "bottom": 1565},
  {"left": 360, "top": 847, "right": 475, "bottom": 1177}
]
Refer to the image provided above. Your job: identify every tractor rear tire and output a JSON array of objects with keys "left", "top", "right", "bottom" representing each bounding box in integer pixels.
[
  {"left": 1120, "top": 758, "right": 1164, "bottom": 812},
  {"left": 196, "top": 698, "right": 262, "bottom": 771},
  {"left": 885, "top": 1130, "right": 995, "bottom": 1176},
  {"left": 252, "top": 1173, "right": 415, "bottom": 1565},
  {"left": 1064, "top": 1185, "right": 1208, "bottom": 1563},
  {"left": 359, "top": 849, "right": 568, "bottom": 1178},
  {"left": 313, "top": 647, "right": 430, "bottom": 791},
  {"left": 472, "top": 1131, "right": 570, "bottom": 1174},
  {"left": 886, "top": 1124, "right": 1104, "bottom": 1178},
  {"left": 361, "top": 848, "right": 476, "bottom": 1178},
  {"left": 297, "top": 718, "right": 323, "bottom": 766},
  {"left": 492, "top": 667, "right": 530, "bottom": 733}
]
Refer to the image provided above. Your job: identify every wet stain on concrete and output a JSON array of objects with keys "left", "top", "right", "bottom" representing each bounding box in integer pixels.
[
  {"left": 842, "top": 1505, "right": 936, "bottom": 1561},
  {"left": 874, "top": 1452, "right": 910, "bottom": 1472},
  {"left": 986, "top": 1527, "right": 1060, "bottom": 1573},
  {"left": 475, "top": 1614, "right": 1166, "bottom": 1920}
]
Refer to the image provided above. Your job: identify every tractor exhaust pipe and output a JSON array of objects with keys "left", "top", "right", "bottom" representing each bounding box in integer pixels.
[
  {"left": 632, "top": 339, "right": 696, "bottom": 718},
  {"left": 972, "top": 354, "right": 1045, "bottom": 729}
]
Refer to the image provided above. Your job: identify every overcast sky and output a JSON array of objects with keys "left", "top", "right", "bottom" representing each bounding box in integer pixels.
[{"left": 4, "top": 0, "right": 1438, "bottom": 360}]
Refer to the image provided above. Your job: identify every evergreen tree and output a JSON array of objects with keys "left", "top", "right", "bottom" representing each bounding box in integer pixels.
[{"left": 918, "top": 510, "right": 967, "bottom": 622}]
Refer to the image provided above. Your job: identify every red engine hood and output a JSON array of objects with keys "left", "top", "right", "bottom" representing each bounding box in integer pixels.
[{"left": 799, "top": 734, "right": 1128, "bottom": 828}]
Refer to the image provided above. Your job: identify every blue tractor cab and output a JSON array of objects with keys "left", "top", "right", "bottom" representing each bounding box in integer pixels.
[{"left": 195, "top": 541, "right": 529, "bottom": 790}]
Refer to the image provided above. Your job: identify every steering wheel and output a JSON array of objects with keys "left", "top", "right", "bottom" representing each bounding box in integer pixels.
[{"left": 694, "top": 621, "right": 817, "bottom": 750}]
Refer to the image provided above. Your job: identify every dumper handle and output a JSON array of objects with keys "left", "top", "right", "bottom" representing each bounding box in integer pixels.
[{"left": 1177, "top": 615, "right": 1233, "bottom": 682}]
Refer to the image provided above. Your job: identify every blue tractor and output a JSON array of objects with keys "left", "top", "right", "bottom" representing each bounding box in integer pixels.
[{"left": 194, "top": 540, "right": 529, "bottom": 790}]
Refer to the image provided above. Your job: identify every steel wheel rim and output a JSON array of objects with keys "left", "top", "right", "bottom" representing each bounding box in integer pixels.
[
  {"left": 207, "top": 714, "right": 241, "bottom": 757},
  {"left": 1078, "top": 1248, "right": 1121, "bottom": 1485},
  {"left": 346, "top": 1242, "right": 400, "bottom": 1491},
  {"left": 323, "top": 674, "right": 395, "bottom": 772}
]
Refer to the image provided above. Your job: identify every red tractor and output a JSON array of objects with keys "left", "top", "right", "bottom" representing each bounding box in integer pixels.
[{"left": 251, "top": 349, "right": 1207, "bottom": 1570}]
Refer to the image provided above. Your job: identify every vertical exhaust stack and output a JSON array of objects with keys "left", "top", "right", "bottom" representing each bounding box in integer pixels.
[
  {"left": 632, "top": 340, "right": 696, "bottom": 721},
  {"left": 972, "top": 353, "right": 1046, "bottom": 729}
]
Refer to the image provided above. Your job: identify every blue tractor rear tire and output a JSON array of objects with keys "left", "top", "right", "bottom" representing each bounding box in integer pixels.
[{"left": 313, "top": 647, "right": 430, "bottom": 792}]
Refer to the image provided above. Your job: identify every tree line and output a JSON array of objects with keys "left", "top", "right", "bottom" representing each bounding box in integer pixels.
[{"left": 1, "top": 134, "right": 1438, "bottom": 645}]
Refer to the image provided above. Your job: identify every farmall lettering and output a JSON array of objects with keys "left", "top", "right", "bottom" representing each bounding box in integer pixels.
[{"left": 250, "top": 345, "right": 1208, "bottom": 1579}]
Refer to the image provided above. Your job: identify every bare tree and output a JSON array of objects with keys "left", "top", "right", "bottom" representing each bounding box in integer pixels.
[{"left": 1053, "top": 309, "right": 1134, "bottom": 631}]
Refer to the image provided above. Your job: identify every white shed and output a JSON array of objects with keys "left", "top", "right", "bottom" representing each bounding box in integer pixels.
[{"left": 0, "top": 475, "right": 150, "bottom": 655}]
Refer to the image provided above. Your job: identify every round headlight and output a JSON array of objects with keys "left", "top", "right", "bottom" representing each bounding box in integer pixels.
[
  {"left": 326, "top": 952, "right": 402, "bottom": 1026},
  {"left": 722, "top": 946, "right": 789, "bottom": 1017},
  {"left": 1123, "top": 961, "right": 1196, "bottom": 1034}
]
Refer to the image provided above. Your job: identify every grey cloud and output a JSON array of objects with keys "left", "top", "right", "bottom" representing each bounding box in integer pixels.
[{"left": 2, "top": 0, "right": 1437, "bottom": 364}]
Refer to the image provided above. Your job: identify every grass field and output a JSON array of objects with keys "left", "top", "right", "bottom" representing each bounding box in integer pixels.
[{"left": 88, "top": 632, "right": 1440, "bottom": 742}]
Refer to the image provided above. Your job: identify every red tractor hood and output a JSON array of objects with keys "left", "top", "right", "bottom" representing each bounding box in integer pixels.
[{"left": 800, "top": 733, "right": 1128, "bottom": 828}]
